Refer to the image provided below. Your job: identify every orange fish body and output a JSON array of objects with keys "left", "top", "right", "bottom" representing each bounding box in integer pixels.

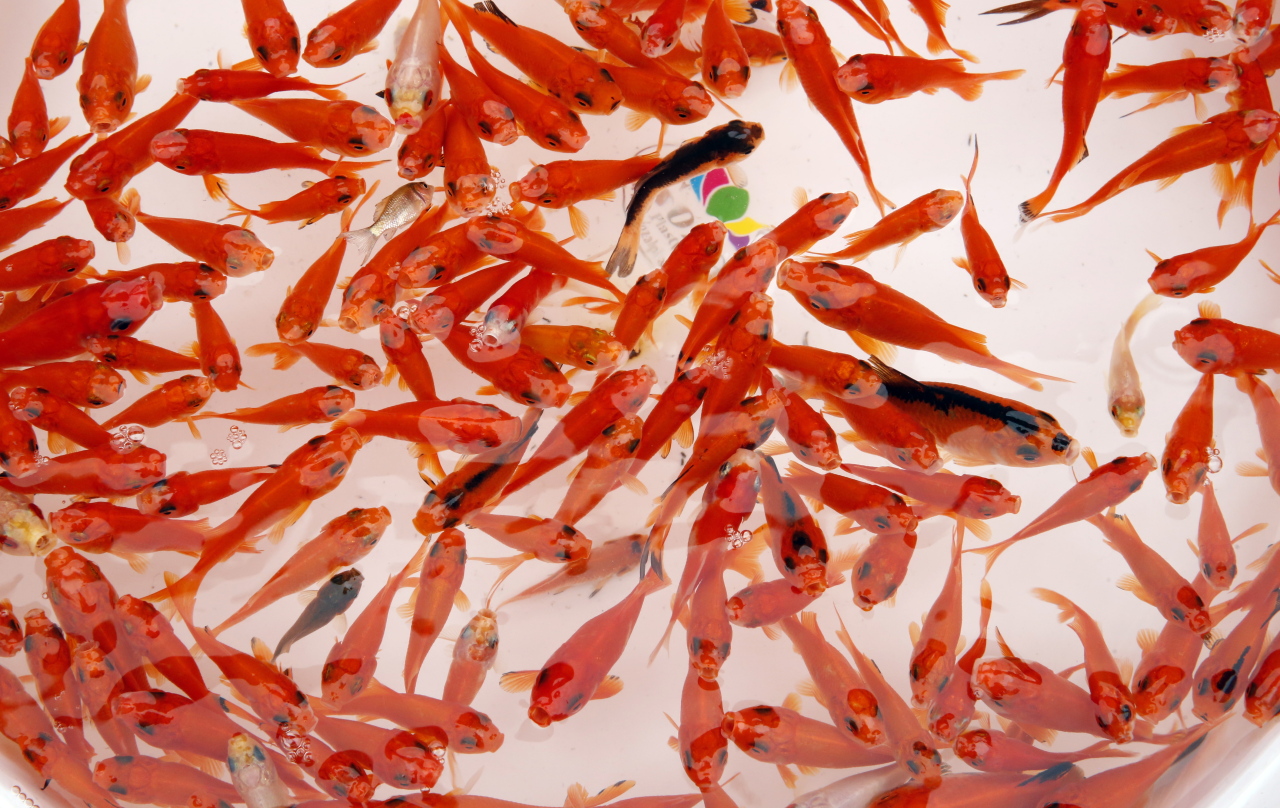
[
  {"left": 102, "top": 374, "right": 214, "bottom": 430},
  {"left": 776, "top": 0, "right": 892, "bottom": 215},
  {"left": 233, "top": 98, "right": 395, "bottom": 156},
  {"left": 242, "top": 0, "right": 301, "bottom": 77},
  {"left": 443, "top": 609, "right": 500, "bottom": 706},
  {"left": 954, "top": 728, "right": 1130, "bottom": 772},
  {"left": 630, "top": 365, "right": 712, "bottom": 473},
  {"left": 678, "top": 670, "right": 729, "bottom": 791},
  {"left": 555, "top": 416, "right": 644, "bottom": 525},
  {"left": 475, "top": 268, "right": 567, "bottom": 356},
  {"left": 191, "top": 300, "right": 242, "bottom": 392},
  {"left": 162, "top": 428, "right": 364, "bottom": 617},
  {"left": 1042, "top": 108, "right": 1280, "bottom": 223},
  {"left": 83, "top": 195, "right": 135, "bottom": 245},
  {"left": 766, "top": 192, "right": 859, "bottom": 261},
  {"left": 908, "top": 531, "right": 963, "bottom": 708},
  {"left": 1, "top": 359, "right": 122, "bottom": 409},
  {"left": 1151, "top": 210, "right": 1280, "bottom": 297},
  {"left": 815, "top": 189, "right": 961, "bottom": 261},
  {"left": 1100, "top": 57, "right": 1236, "bottom": 105},
  {"left": 276, "top": 235, "right": 346, "bottom": 343},
  {"left": 379, "top": 313, "right": 437, "bottom": 400},
  {"left": 247, "top": 341, "right": 383, "bottom": 389},
  {"left": 1020, "top": 0, "right": 1110, "bottom": 221},
  {"left": 824, "top": 390, "right": 941, "bottom": 473},
  {"left": 193, "top": 385, "right": 355, "bottom": 428},
  {"left": 438, "top": 50, "right": 518, "bottom": 146},
  {"left": 1245, "top": 628, "right": 1280, "bottom": 725},
  {"left": 836, "top": 54, "right": 1023, "bottom": 103},
  {"left": 115, "top": 594, "right": 214, "bottom": 701},
  {"left": 78, "top": 0, "right": 142, "bottom": 134},
  {"left": 398, "top": 103, "right": 448, "bottom": 178},
  {"left": 610, "top": 222, "right": 726, "bottom": 350},
  {"left": 517, "top": 325, "right": 622, "bottom": 371},
  {"left": 323, "top": 551, "right": 420, "bottom": 703},
  {"left": 135, "top": 207, "right": 273, "bottom": 276},
  {"left": 313, "top": 715, "right": 442, "bottom": 790},
  {"left": 607, "top": 61, "right": 714, "bottom": 125},
  {"left": 841, "top": 462, "right": 1019, "bottom": 523},
  {"left": 442, "top": 104, "right": 496, "bottom": 216},
  {"left": 766, "top": 342, "right": 881, "bottom": 401},
  {"left": 30, "top": 0, "right": 83, "bottom": 80},
  {"left": 976, "top": 454, "right": 1156, "bottom": 568},
  {"left": 0, "top": 274, "right": 162, "bottom": 367},
  {"left": 1162, "top": 373, "right": 1215, "bottom": 503},
  {"left": 759, "top": 455, "right": 829, "bottom": 596},
  {"left": 726, "top": 577, "right": 821, "bottom": 630},
  {"left": 926, "top": 579, "right": 992, "bottom": 743},
  {"left": 849, "top": 529, "right": 917, "bottom": 610},
  {"left": 467, "top": 513, "right": 591, "bottom": 563},
  {"left": 777, "top": 612, "right": 885, "bottom": 746},
  {"left": 447, "top": 0, "right": 623, "bottom": 115},
  {"left": 65, "top": 93, "right": 199, "bottom": 200},
  {"left": 213, "top": 507, "right": 386, "bottom": 637},
  {"left": 787, "top": 463, "right": 917, "bottom": 534},
  {"left": 9, "top": 58, "right": 68, "bottom": 159},
  {"left": 93, "top": 755, "right": 244, "bottom": 808},
  {"left": 972, "top": 655, "right": 1110, "bottom": 738},
  {"left": 336, "top": 400, "right": 520, "bottom": 454},
  {"left": 467, "top": 215, "right": 621, "bottom": 297},
  {"left": 9, "top": 386, "right": 113, "bottom": 450},
  {"left": 511, "top": 154, "right": 662, "bottom": 210},
  {"left": 400, "top": 528, "right": 466, "bottom": 694},
  {"left": 699, "top": 293, "right": 774, "bottom": 423},
  {"left": 0, "top": 443, "right": 164, "bottom": 498},
  {"left": 514, "top": 570, "right": 666, "bottom": 726},
  {"left": 763, "top": 376, "right": 841, "bottom": 470},
  {"left": 331, "top": 679, "right": 504, "bottom": 753},
  {"left": 85, "top": 335, "right": 202, "bottom": 377},
  {"left": 1175, "top": 315, "right": 1280, "bottom": 375},
  {"left": 0, "top": 198, "right": 73, "bottom": 251},
  {"left": 676, "top": 237, "right": 780, "bottom": 374},
  {"left": 135, "top": 465, "right": 275, "bottom": 518},
  {"left": 226, "top": 175, "right": 366, "bottom": 226},
  {"left": 956, "top": 144, "right": 1018, "bottom": 306},
  {"left": 439, "top": 326, "right": 571, "bottom": 408},
  {"left": 701, "top": 0, "right": 750, "bottom": 98},
  {"left": 725, "top": 703, "right": 893, "bottom": 770},
  {"left": 22, "top": 608, "right": 93, "bottom": 757},
  {"left": 1238, "top": 374, "right": 1280, "bottom": 496},
  {"left": 304, "top": 0, "right": 402, "bottom": 67},
  {"left": 151, "top": 128, "right": 385, "bottom": 181},
  {"left": 179, "top": 68, "right": 345, "bottom": 102},
  {"left": 0, "top": 236, "right": 92, "bottom": 292}
]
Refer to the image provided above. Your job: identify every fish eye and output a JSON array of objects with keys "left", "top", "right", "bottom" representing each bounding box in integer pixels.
[
  {"left": 676, "top": 108, "right": 689, "bottom": 119},
  {"left": 545, "top": 134, "right": 561, "bottom": 147},
  {"left": 347, "top": 138, "right": 366, "bottom": 151},
  {"left": 338, "top": 195, "right": 353, "bottom": 204},
  {"left": 975, "top": 278, "right": 987, "bottom": 291},
  {"left": 541, "top": 196, "right": 555, "bottom": 205},
  {"left": 574, "top": 92, "right": 592, "bottom": 107},
  {"left": 115, "top": 91, "right": 127, "bottom": 108},
  {"left": 79, "top": 94, "right": 89, "bottom": 107},
  {"left": 257, "top": 45, "right": 270, "bottom": 61}
]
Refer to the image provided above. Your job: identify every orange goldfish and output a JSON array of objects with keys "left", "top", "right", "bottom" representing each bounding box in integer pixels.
[
  {"left": 241, "top": 0, "right": 301, "bottom": 77},
  {"left": 437, "top": 49, "right": 518, "bottom": 145},
  {"left": 30, "top": 0, "right": 84, "bottom": 80},
  {"left": 224, "top": 175, "right": 366, "bottom": 226},
  {"left": 836, "top": 54, "right": 1022, "bottom": 103},
  {"left": 79, "top": 0, "right": 146, "bottom": 134},
  {"left": 1148, "top": 209, "right": 1280, "bottom": 297},
  {"left": 778, "top": 611, "right": 886, "bottom": 746},
  {"left": 304, "top": 0, "right": 402, "bottom": 67},
  {"left": 1162, "top": 373, "right": 1215, "bottom": 504},
  {"left": 813, "top": 189, "right": 962, "bottom": 262},
  {"left": 9, "top": 58, "right": 69, "bottom": 159}
]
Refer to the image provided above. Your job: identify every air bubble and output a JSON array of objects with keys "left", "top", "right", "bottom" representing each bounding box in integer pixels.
[
  {"left": 35, "top": 454, "right": 50, "bottom": 466},
  {"left": 725, "top": 528, "right": 753, "bottom": 549},
  {"left": 394, "top": 300, "right": 417, "bottom": 320},
  {"left": 210, "top": 449, "right": 228, "bottom": 466},
  {"left": 1208, "top": 448, "right": 1223, "bottom": 474},
  {"left": 228, "top": 426, "right": 248, "bottom": 450}
]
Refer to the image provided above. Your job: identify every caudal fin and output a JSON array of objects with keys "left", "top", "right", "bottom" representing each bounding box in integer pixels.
[
  {"left": 340, "top": 228, "right": 379, "bottom": 266},
  {"left": 245, "top": 342, "right": 302, "bottom": 371},
  {"left": 606, "top": 225, "right": 641, "bottom": 278}
]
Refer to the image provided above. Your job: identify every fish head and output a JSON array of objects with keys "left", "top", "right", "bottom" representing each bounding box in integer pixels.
[
  {"left": 455, "top": 709, "right": 504, "bottom": 752},
  {"left": 1181, "top": 0, "right": 1233, "bottom": 35},
  {"left": 951, "top": 729, "right": 991, "bottom": 767},
  {"left": 569, "top": 64, "right": 625, "bottom": 114},
  {"left": 1174, "top": 319, "right": 1236, "bottom": 373},
  {"left": 922, "top": 190, "right": 965, "bottom": 229},
  {"left": 330, "top": 104, "right": 394, "bottom": 156},
  {"left": 834, "top": 56, "right": 883, "bottom": 103},
  {"left": 148, "top": 129, "right": 218, "bottom": 174},
  {"left": 383, "top": 730, "right": 444, "bottom": 789},
  {"left": 1148, "top": 256, "right": 1214, "bottom": 298},
  {"left": 844, "top": 688, "right": 884, "bottom": 745},
  {"left": 926, "top": 698, "right": 969, "bottom": 745},
  {"left": 902, "top": 740, "right": 943, "bottom": 789},
  {"left": 303, "top": 25, "right": 354, "bottom": 67},
  {"left": 1200, "top": 57, "right": 1239, "bottom": 91},
  {"left": 0, "top": 491, "right": 54, "bottom": 556},
  {"left": 221, "top": 229, "right": 274, "bottom": 277},
  {"left": 958, "top": 476, "right": 1022, "bottom": 519},
  {"left": 49, "top": 505, "right": 115, "bottom": 553},
  {"left": 316, "top": 749, "right": 377, "bottom": 802},
  {"left": 511, "top": 165, "right": 553, "bottom": 206},
  {"left": 79, "top": 70, "right": 133, "bottom": 134}
]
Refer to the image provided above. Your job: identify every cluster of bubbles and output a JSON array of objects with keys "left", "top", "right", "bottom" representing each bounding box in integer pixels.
[
  {"left": 227, "top": 425, "right": 248, "bottom": 450},
  {"left": 210, "top": 449, "right": 228, "bottom": 466},
  {"left": 109, "top": 424, "right": 145, "bottom": 454},
  {"left": 484, "top": 167, "right": 512, "bottom": 216},
  {"left": 725, "top": 527, "right": 754, "bottom": 549}
]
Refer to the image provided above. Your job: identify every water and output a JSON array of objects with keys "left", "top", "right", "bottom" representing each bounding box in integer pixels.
[{"left": 1, "top": 1, "right": 1279, "bottom": 807}]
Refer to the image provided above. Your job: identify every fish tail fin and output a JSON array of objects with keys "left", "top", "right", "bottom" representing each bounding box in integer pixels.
[
  {"left": 966, "top": 537, "right": 1016, "bottom": 573},
  {"left": 245, "top": 342, "right": 301, "bottom": 370},
  {"left": 605, "top": 225, "right": 641, "bottom": 278},
  {"left": 648, "top": 611, "right": 680, "bottom": 665},
  {"left": 340, "top": 229, "right": 379, "bottom": 266},
  {"left": 955, "top": 69, "right": 1023, "bottom": 101},
  {"left": 1019, "top": 186, "right": 1055, "bottom": 223},
  {"left": 1030, "top": 587, "right": 1078, "bottom": 624},
  {"left": 162, "top": 570, "right": 199, "bottom": 631},
  {"left": 1123, "top": 294, "right": 1162, "bottom": 342}
]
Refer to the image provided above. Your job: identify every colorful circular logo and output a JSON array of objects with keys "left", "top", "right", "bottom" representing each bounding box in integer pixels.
[{"left": 689, "top": 167, "right": 769, "bottom": 250}]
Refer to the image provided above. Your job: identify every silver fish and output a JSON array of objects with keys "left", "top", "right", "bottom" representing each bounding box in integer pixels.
[
  {"left": 342, "top": 182, "right": 435, "bottom": 264},
  {"left": 227, "top": 733, "right": 290, "bottom": 808},
  {"left": 0, "top": 489, "right": 55, "bottom": 556},
  {"left": 273, "top": 568, "right": 363, "bottom": 660}
]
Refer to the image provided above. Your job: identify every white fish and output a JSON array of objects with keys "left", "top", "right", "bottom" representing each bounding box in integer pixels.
[
  {"left": 0, "top": 489, "right": 55, "bottom": 556},
  {"left": 787, "top": 764, "right": 908, "bottom": 808},
  {"left": 385, "top": 0, "right": 443, "bottom": 134},
  {"left": 1107, "top": 294, "right": 1161, "bottom": 437},
  {"left": 341, "top": 182, "right": 435, "bottom": 264},
  {"left": 227, "top": 733, "right": 290, "bottom": 808}
]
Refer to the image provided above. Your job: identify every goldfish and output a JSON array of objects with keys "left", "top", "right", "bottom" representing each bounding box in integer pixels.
[
  {"left": 79, "top": 0, "right": 146, "bottom": 134},
  {"left": 247, "top": 341, "right": 383, "bottom": 389},
  {"left": 1106, "top": 295, "right": 1161, "bottom": 437},
  {"left": 1245, "top": 624, "right": 1280, "bottom": 725},
  {"left": 1040, "top": 108, "right": 1280, "bottom": 223},
  {"left": 378, "top": 313, "right": 437, "bottom": 400},
  {"left": 101, "top": 374, "right": 214, "bottom": 430},
  {"left": 776, "top": 0, "right": 893, "bottom": 216},
  {"left": 628, "top": 366, "right": 711, "bottom": 474},
  {"left": 445, "top": 0, "right": 623, "bottom": 115},
  {"left": 1149, "top": 209, "right": 1280, "bottom": 297},
  {"left": 22, "top": 608, "right": 93, "bottom": 757},
  {"left": 226, "top": 732, "right": 293, "bottom": 808},
  {"left": 0, "top": 601, "right": 20, "bottom": 653},
  {"left": 983, "top": 0, "right": 1180, "bottom": 34},
  {"left": 467, "top": 214, "right": 621, "bottom": 298},
  {"left": 2, "top": 361, "right": 123, "bottom": 411},
  {"left": 30, "top": 0, "right": 84, "bottom": 80},
  {"left": 336, "top": 399, "right": 520, "bottom": 455},
  {"left": 83, "top": 195, "right": 136, "bottom": 251},
  {"left": 447, "top": 18, "right": 589, "bottom": 153},
  {"left": 397, "top": 527, "right": 467, "bottom": 694},
  {"left": 777, "top": 611, "right": 885, "bottom": 746},
  {"left": 1162, "top": 373, "right": 1216, "bottom": 504},
  {"left": 607, "top": 61, "right": 715, "bottom": 128},
  {"left": 0, "top": 236, "right": 93, "bottom": 293},
  {"left": 502, "top": 570, "right": 666, "bottom": 726},
  {"left": 955, "top": 728, "right": 1131, "bottom": 772},
  {"left": 1087, "top": 511, "right": 1212, "bottom": 635},
  {"left": 274, "top": 568, "right": 363, "bottom": 660},
  {"left": 952, "top": 142, "right": 1020, "bottom": 306},
  {"left": 677, "top": 670, "right": 730, "bottom": 791},
  {"left": 10, "top": 386, "right": 113, "bottom": 451},
  {"left": 181, "top": 68, "right": 346, "bottom": 103},
  {"left": 826, "top": 384, "right": 943, "bottom": 474},
  {"left": 304, "top": 0, "right": 402, "bottom": 67},
  {"left": 605, "top": 119, "right": 764, "bottom": 277},
  {"left": 1019, "top": 0, "right": 1110, "bottom": 221},
  {"left": 49, "top": 501, "right": 215, "bottom": 563},
  {"left": 1032, "top": 725, "right": 1211, "bottom": 807},
  {"left": 151, "top": 129, "right": 385, "bottom": 192},
  {"left": 398, "top": 103, "right": 447, "bottom": 178},
  {"left": 225, "top": 175, "right": 367, "bottom": 227},
  {"left": 872, "top": 358, "right": 1078, "bottom": 466},
  {"left": 765, "top": 191, "right": 860, "bottom": 261},
  {"left": 836, "top": 54, "right": 1023, "bottom": 104},
  {"left": 385, "top": 0, "right": 443, "bottom": 132},
  {"left": 444, "top": 608, "right": 500, "bottom": 705},
  {"left": 850, "top": 529, "right": 919, "bottom": 610},
  {"left": 1175, "top": 302, "right": 1280, "bottom": 376},
  {"left": 73, "top": 640, "right": 139, "bottom": 756},
  {"left": 135, "top": 465, "right": 275, "bottom": 518},
  {"left": 907, "top": 529, "right": 964, "bottom": 708},
  {"left": 841, "top": 462, "right": 1019, "bottom": 530},
  {"left": 497, "top": 534, "right": 644, "bottom": 607},
  {"left": 344, "top": 182, "right": 435, "bottom": 264},
  {"left": 835, "top": 617, "right": 944, "bottom": 789},
  {"left": 675, "top": 238, "right": 780, "bottom": 373},
  {"left": 974, "top": 454, "right": 1156, "bottom": 569},
  {"left": 787, "top": 463, "right": 918, "bottom": 535},
  {"left": 1129, "top": 586, "right": 1211, "bottom": 721},
  {"left": 94, "top": 754, "right": 243, "bottom": 808},
  {"left": 162, "top": 427, "right": 364, "bottom": 619},
  {"left": 972, "top": 646, "right": 1120, "bottom": 740},
  {"left": 95, "top": 262, "right": 225, "bottom": 304},
  {"left": 760, "top": 375, "right": 841, "bottom": 470},
  {"left": 9, "top": 58, "right": 69, "bottom": 159},
  {"left": 2, "top": 442, "right": 166, "bottom": 498},
  {"left": 700, "top": 293, "right": 774, "bottom": 423},
  {"left": 314, "top": 715, "right": 443, "bottom": 790},
  {"left": 926, "top": 578, "right": 992, "bottom": 744},
  {"left": 468, "top": 513, "right": 592, "bottom": 564},
  {"left": 702, "top": 0, "right": 751, "bottom": 98},
  {"left": 136, "top": 205, "right": 274, "bottom": 276},
  {"left": 0, "top": 392, "right": 41, "bottom": 479},
  {"left": 0, "top": 198, "right": 73, "bottom": 251},
  {"left": 1237, "top": 374, "right": 1280, "bottom": 495},
  {"left": 441, "top": 324, "right": 572, "bottom": 408},
  {"left": 759, "top": 454, "right": 829, "bottom": 596},
  {"left": 115, "top": 596, "right": 212, "bottom": 702},
  {"left": 240, "top": 0, "right": 301, "bottom": 77},
  {"left": 724, "top": 698, "right": 893, "bottom": 781},
  {"left": 442, "top": 104, "right": 497, "bottom": 216},
  {"left": 336, "top": 679, "right": 504, "bottom": 754},
  {"left": 476, "top": 268, "right": 566, "bottom": 353},
  {"left": 63, "top": 93, "right": 197, "bottom": 200},
  {"left": 511, "top": 154, "right": 662, "bottom": 238},
  {"left": 766, "top": 342, "right": 881, "bottom": 402},
  {"left": 870, "top": 766, "right": 1090, "bottom": 807},
  {"left": 1100, "top": 57, "right": 1236, "bottom": 117}
]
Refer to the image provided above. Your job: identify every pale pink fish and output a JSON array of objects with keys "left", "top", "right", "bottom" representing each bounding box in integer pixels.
[{"left": 385, "top": 0, "right": 443, "bottom": 133}]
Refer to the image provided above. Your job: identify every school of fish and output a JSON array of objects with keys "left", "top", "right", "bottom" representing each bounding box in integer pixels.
[{"left": 0, "top": 0, "right": 1279, "bottom": 806}]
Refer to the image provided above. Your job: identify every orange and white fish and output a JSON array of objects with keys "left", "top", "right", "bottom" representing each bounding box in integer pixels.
[{"left": 79, "top": 0, "right": 147, "bottom": 134}]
